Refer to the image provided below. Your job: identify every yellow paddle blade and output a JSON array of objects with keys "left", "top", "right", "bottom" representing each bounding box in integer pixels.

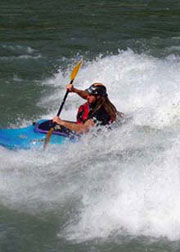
[
  {"left": 70, "top": 60, "right": 83, "bottom": 81},
  {"left": 43, "top": 127, "right": 54, "bottom": 150}
]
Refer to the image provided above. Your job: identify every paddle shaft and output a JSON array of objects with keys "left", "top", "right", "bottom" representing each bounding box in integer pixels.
[
  {"left": 56, "top": 79, "right": 73, "bottom": 117},
  {"left": 43, "top": 61, "right": 82, "bottom": 150}
]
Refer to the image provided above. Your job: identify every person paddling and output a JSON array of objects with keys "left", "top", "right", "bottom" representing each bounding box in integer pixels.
[{"left": 53, "top": 83, "right": 120, "bottom": 133}]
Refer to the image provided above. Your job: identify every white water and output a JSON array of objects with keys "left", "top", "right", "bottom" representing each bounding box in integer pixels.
[{"left": 1, "top": 49, "right": 180, "bottom": 242}]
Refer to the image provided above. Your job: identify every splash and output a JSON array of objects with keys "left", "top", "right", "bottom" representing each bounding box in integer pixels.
[
  {"left": 41, "top": 49, "right": 180, "bottom": 128},
  {"left": 1, "top": 50, "right": 180, "bottom": 242}
]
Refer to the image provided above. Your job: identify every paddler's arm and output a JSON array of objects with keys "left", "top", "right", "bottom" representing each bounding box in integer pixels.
[
  {"left": 53, "top": 116, "right": 94, "bottom": 133},
  {"left": 67, "top": 84, "right": 88, "bottom": 100}
]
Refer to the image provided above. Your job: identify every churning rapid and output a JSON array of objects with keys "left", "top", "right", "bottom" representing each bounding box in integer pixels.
[{"left": 1, "top": 50, "right": 180, "bottom": 242}]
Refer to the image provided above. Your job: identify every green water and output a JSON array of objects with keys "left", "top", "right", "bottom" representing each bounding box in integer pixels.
[{"left": 1, "top": 0, "right": 180, "bottom": 251}]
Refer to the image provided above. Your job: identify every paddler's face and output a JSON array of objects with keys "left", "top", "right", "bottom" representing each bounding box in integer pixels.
[{"left": 87, "top": 94, "right": 97, "bottom": 104}]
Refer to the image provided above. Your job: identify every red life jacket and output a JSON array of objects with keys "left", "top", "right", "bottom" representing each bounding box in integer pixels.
[
  {"left": 76, "top": 102, "right": 116, "bottom": 125},
  {"left": 76, "top": 102, "right": 90, "bottom": 124}
]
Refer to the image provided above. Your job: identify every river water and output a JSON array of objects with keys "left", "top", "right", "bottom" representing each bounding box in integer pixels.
[{"left": 1, "top": 1, "right": 180, "bottom": 251}]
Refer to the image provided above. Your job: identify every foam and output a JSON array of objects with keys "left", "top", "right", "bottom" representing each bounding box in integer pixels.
[{"left": 1, "top": 50, "right": 180, "bottom": 242}]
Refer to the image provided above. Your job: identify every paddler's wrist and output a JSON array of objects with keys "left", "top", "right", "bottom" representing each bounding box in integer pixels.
[
  {"left": 53, "top": 116, "right": 64, "bottom": 126},
  {"left": 59, "top": 120, "right": 65, "bottom": 126},
  {"left": 57, "top": 118, "right": 65, "bottom": 126}
]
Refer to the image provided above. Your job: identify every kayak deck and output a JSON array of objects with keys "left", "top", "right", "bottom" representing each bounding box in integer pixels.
[{"left": 0, "top": 120, "right": 78, "bottom": 150}]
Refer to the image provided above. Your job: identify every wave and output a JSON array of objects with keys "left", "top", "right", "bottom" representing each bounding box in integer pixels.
[
  {"left": 1, "top": 44, "right": 35, "bottom": 54},
  {"left": 0, "top": 55, "right": 42, "bottom": 60},
  {"left": 41, "top": 49, "right": 180, "bottom": 128},
  {"left": 1, "top": 49, "right": 180, "bottom": 242}
]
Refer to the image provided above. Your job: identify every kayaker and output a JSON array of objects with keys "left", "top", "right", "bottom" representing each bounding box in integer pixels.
[{"left": 53, "top": 83, "right": 121, "bottom": 133}]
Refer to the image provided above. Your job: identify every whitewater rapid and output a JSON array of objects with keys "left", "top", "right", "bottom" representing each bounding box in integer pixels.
[{"left": 1, "top": 49, "right": 180, "bottom": 242}]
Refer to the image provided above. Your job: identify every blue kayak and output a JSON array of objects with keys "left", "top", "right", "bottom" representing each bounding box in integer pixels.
[{"left": 0, "top": 119, "right": 78, "bottom": 150}]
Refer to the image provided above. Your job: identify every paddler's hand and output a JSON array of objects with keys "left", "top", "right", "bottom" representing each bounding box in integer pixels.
[
  {"left": 66, "top": 84, "right": 75, "bottom": 92},
  {"left": 53, "top": 116, "right": 64, "bottom": 126}
]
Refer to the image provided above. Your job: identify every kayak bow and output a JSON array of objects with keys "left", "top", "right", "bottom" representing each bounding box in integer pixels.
[{"left": 0, "top": 120, "right": 79, "bottom": 150}]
